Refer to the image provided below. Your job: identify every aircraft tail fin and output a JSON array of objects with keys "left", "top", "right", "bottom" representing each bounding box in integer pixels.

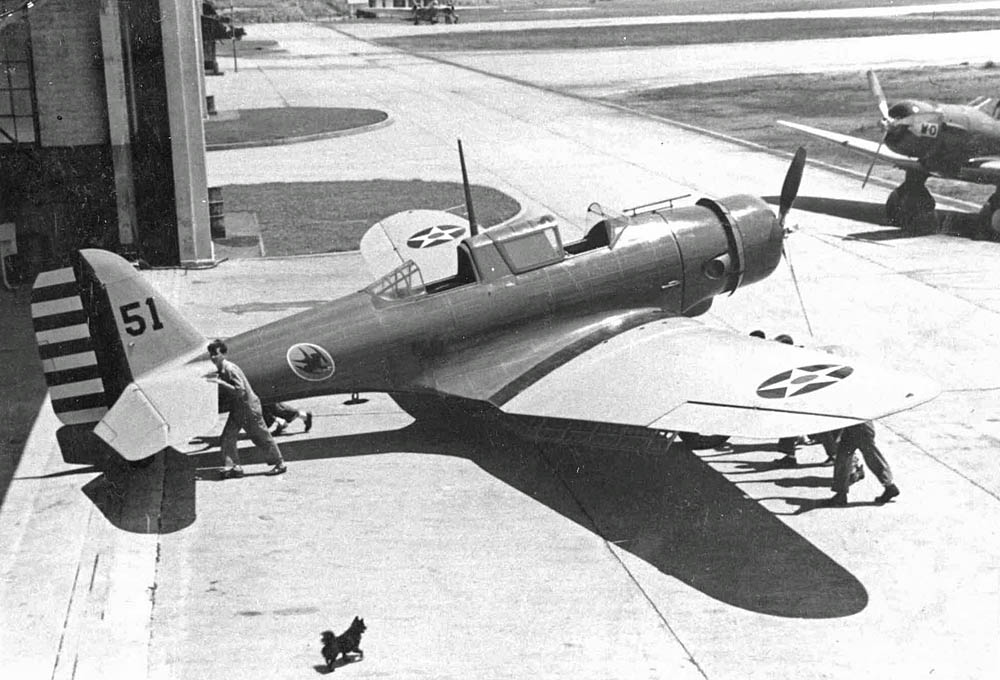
[{"left": 32, "top": 249, "right": 217, "bottom": 461}]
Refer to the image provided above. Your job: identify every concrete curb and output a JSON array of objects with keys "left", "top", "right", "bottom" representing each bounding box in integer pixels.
[{"left": 205, "top": 114, "right": 393, "bottom": 152}]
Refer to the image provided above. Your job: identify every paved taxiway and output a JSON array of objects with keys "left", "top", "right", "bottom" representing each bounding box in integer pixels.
[{"left": 3, "top": 17, "right": 1000, "bottom": 680}]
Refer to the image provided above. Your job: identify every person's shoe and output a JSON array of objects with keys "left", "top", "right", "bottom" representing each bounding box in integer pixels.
[
  {"left": 825, "top": 492, "right": 848, "bottom": 507},
  {"left": 304, "top": 411, "right": 313, "bottom": 433},
  {"left": 266, "top": 463, "right": 287, "bottom": 476},
  {"left": 849, "top": 465, "right": 866, "bottom": 485},
  {"left": 822, "top": 456, "right": 836, "bottom": 466},
  {"left": 221, "top": 466, "right": 244, "bottom": 480},
  {"left": 273, "top": 420, "right": 287, "bottom": 436},
  {"left": 875, "top": 484, "right": 900, "bottom": 504},
  {"left": 774, "top": 456, "right": 798, "bottom": 468}
]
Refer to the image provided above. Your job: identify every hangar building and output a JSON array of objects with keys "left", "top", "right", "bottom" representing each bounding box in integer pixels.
[{"left": 0, "top": 0, "right": 213, "bottom": 279}]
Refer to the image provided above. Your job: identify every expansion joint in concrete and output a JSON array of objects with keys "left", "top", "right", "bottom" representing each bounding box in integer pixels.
[
  {"left": 531, "top": 441, "right": 709, "bottom": 679},
  {"left": 887, "top": 423, "right": 1000, "bottom": 505}
]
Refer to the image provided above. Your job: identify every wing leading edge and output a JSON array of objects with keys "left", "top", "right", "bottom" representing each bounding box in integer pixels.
[
  {"left": 776, "top": 120, "right": 1000, "bottom": 184},
  {"left": 776, "top": 120, "right": 920, "bottom": 168},
  {"left": 485, "top": 316, "right": 938, "bottom": 439}
]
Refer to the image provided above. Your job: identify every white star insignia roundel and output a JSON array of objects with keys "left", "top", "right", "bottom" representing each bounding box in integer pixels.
[
  {"left": 756, "top": 364, "right": 854, "bottom": 399},
  {"left": 406, "top": 224, "right": 466, "bottom": 249}
]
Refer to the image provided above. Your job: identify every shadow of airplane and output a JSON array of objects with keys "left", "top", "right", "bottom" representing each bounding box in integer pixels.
[
  {"left": 81, "top": 449, "right": 197, "bottom": 534},
  {"left": 69, "top": 406, "right": 867, "bottom": 620},
  {"left": 763, "top": 194, "right": 984, "bottom": 240}
]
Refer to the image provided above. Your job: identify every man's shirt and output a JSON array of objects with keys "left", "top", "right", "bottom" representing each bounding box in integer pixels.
[{"left": 217, "top": 358, "right": 262, "bottom": 412}]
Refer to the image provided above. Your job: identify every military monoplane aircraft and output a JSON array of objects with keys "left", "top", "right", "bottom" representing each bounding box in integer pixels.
[
  {"left": 31, "top": 148, "right": 938, "bottom": 465},
  {"left": 778, "top": 70, "right": 1000, "bottom": 237}
]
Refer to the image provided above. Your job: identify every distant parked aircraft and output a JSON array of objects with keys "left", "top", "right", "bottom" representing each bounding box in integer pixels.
[{"left": 779, "top": 70, "right": 1000, "bottom": 238}]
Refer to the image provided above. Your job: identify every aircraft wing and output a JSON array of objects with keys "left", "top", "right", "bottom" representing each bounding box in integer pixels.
[
  {"left": 427, "top": 314, "right": 938, "bottom": 439},
  {"left": 360, "top": 209, "right": 469, "bottom": 284},
  {"left": 958, "top": 157, "right": 1000, "bottom": 184},
  {"left": 776, "top": 120, "right": 924, "bottom": 171}
]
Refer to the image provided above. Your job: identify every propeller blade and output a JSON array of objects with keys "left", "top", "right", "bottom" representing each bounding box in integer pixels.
[
  {"left": 778, "top": 146, "right": 807, "bottom": 227},
  {"left": 776, "top": 147, "right": 812, "bottom": 335},
  {"left": 862, "top": 135, "right": 885, "bottom": 188},
  {"left": 458, "top": 139, "right": 478, "bottom": 236},
  {"left": 867, "top": 69, "right": 889, "bottom": 122}
]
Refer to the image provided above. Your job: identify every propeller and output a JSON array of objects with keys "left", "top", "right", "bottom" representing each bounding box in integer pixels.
[
  {"left": 862, "top": 70, "right": 891, "bottom": 188},
  {"left": 778, "top": 146, "right": 807, "bottom": 231},
  {"left": 778, "top": 147, "right": 814, "bottom": 336},
  {"left": 868, "top": 70, "right": 890, "bottom": 123}
]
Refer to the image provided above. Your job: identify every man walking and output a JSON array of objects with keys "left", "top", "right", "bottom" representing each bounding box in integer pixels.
[
  {"left": 827, "top": 421, "right": 898, "bottom": 506},
  {"left": 206, "top": 338, "right": 287, "bottom": 478}
]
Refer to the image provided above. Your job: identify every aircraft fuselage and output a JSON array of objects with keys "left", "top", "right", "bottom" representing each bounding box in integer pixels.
[
  {"left": 886, "top": 99, "right": 1000, "bottom": 176},
  {"left": 222, "top": 195, "right": 784, "bottom": 407}
]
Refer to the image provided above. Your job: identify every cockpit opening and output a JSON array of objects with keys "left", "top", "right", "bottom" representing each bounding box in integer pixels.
[{"left": 426, "top": 244, "right": 479, "bottom": 294}]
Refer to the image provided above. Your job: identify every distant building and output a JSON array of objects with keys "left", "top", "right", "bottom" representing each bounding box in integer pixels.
[{"left": 0, "top": 0, "right": 213, "bottom": 278}]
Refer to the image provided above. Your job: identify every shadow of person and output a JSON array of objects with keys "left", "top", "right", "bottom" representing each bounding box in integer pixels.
[
  {"left": 772, "top": 474, "right": 836, "bottom": 489},
  {"left": 761, "top": 495, "right": 886, "bottom": 515}
]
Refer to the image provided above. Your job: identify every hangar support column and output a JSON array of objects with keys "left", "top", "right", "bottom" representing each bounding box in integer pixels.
[{"left": 158, "top": 0, "right": 213, "bottom": 265}]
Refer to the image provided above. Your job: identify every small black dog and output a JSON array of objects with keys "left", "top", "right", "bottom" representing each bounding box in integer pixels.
[{"left": 321, "top": 616, "right": 366, "bottom": 671}]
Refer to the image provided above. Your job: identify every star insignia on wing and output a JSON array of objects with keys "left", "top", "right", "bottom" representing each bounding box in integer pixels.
[
  {"left": 406, "top": 224, "right": 467, "bottom": 249},
  {"left": 756, "top": 364, "right": 854, "bottom": 399}
]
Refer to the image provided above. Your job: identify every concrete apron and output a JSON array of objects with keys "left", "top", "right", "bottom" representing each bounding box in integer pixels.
[{"left": 2, "top": 19, "right": 1000, "bottom": 680}]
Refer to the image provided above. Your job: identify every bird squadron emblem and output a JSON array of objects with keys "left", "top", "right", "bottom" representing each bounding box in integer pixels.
[
  {"left": 286, "top": 343, "right": 335, "bottom": 381},
  {"left": 406, "top": 224, "right": 466, "bottom": 249},
  {"left": 756, "top": 364, "right": 854, "bottom": 399}
]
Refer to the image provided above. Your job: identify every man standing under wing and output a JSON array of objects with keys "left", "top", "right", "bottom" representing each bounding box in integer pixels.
[
  {"left": 827, "top": 421, "right": 898, "bottom": 506},
  {"left": 206, "top": 338, "right": 288, "bottom": 478}
]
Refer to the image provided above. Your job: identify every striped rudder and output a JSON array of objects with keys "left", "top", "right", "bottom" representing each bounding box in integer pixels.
[
  {"left": 31, "top": 266, "right": 109, "bottom": 426},
  {"left": 32, "top": 250, "right": 215, "bottom": 463}
]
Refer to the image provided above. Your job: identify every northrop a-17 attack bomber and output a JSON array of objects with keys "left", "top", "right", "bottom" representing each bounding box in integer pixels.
[
  {"left": 779, "top": 70, "right": 1000, "bottom": 238},
  {"left": 31, "top": 149, "right": 938, "bottom": 466}
]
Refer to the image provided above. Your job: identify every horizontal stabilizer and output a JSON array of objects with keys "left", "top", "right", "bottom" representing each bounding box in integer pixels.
[{"left": 94, "top": 355, "right": 218, "bottom": 461}]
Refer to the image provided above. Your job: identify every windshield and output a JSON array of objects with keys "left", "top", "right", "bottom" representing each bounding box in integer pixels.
[{"left": 365, "top": 260, "right": 426, "bottom": 301}]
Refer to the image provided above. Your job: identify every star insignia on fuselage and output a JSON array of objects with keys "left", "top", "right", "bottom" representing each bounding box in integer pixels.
[
  {"left": 406, "top": 224, "right": 466, "bottom": 249},
  {"left": 756, "top": 364, "right": 854, "bottom": 399}
]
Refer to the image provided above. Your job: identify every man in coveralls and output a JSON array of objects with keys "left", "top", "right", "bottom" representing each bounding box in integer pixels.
[
  {"left": 827, "top": 421, "right": 899, "bottom": 506},
  {"left": 207, "top": 338, "right": 287, "bottom": 478}
]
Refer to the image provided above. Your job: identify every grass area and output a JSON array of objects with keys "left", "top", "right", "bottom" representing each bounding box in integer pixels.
[
  {"left": 451, "top": 0, "right": 994, "bottom": 22},
  {"left": 204, "top": 107, "right": 388, "bottom": 147},
  {"left": 374, "top": 14, "right": 1000, "bottom": 51},
  {"left": 225, "top": 0, "right": 344, "bottom": 23},
  {"left": 225, "top": 0, "right": 977, "bottom": 24},
  {"left": 606, "top": 63, "right": 1000, "bottom": 205},
  {"left": 221, "top": 180, "right": 521, "bottom": 255}
]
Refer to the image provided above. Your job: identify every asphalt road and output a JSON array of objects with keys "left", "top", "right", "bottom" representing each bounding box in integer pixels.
[{"left": 3, "top": 11, "right": 1000, "bottom": 680}]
